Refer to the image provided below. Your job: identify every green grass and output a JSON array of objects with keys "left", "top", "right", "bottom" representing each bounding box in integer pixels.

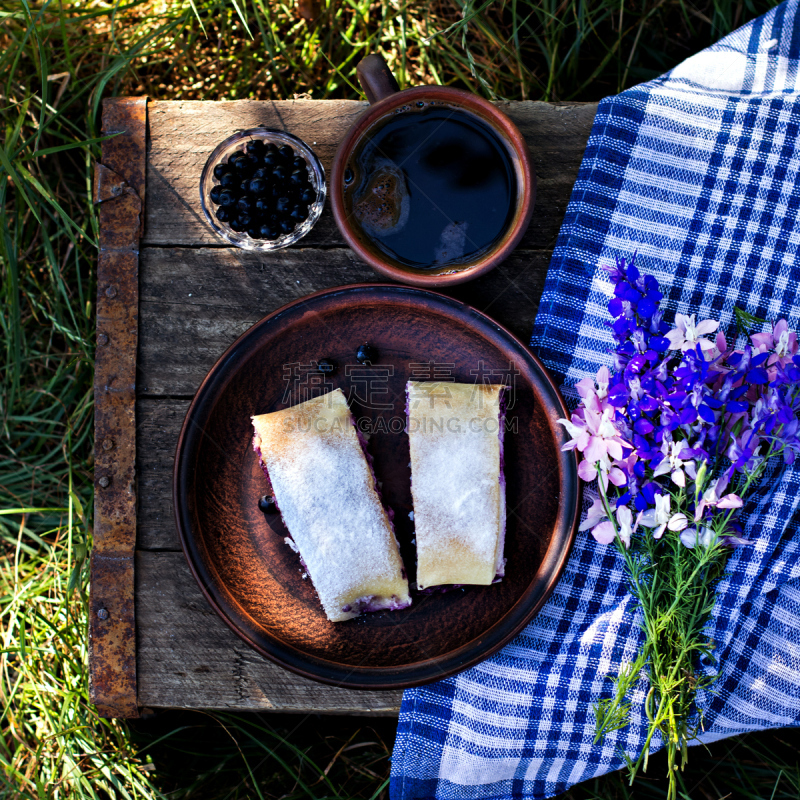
[{"left": 0, "top": 0, "right": 795, "bottom": 797}]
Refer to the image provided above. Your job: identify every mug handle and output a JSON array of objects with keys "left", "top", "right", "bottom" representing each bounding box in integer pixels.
[{"left": 356, "top": 55, "right": 400, "bottom": 105}]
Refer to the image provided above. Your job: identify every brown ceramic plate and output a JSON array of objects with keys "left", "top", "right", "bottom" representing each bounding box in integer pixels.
[{"left": 174, "top": 284, "right": 579, "bottom": 689}]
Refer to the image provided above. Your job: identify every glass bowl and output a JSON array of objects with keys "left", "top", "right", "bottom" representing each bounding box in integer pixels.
[{"left": 199, "top": 129, "right": 326, "bottom": 250}]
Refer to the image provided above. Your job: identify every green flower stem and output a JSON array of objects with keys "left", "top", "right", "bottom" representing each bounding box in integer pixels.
[{"left": 592, "top": 464, "right": 735, "bottom": 800}]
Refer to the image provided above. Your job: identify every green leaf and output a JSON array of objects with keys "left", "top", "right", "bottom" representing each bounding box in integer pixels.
[
  {"left": 31, "top": 132, "right": 120, "bottom": 158},
  {"left": 734, "top": 306, "right": 767, "bottom": 335},
  {"left": 0, "top": 144, "right": 42, "bottom": 224}
]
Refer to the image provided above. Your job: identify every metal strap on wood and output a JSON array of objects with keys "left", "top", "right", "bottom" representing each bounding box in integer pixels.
[{"left": 90, "top": 96, "right": 147, "bottom": 719}]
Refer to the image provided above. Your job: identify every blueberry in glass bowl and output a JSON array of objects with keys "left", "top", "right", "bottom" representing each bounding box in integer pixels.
[{"left": 200, "top": 129, "right": 326, "bottom": 251}]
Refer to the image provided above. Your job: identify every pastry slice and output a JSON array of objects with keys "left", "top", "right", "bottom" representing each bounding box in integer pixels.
[
  {"left": 406, "top": 381, "right": 507, "bottom": 590},
  {"left": 252, "top": 388, "right": 410, "bottom": 622}
]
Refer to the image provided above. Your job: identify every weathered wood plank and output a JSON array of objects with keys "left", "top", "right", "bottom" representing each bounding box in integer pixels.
[
  {"left": 144, "top": 100, "right": 596, "bottom": 248},
  {"left": 136, "top": 550, "right": 403, "bottom": 713},
  {"left": 137, "top": 398, "right": 187, "bottom": 551},
  {"left": 138, "top": 246, "right": 553, "bottom": 397}
]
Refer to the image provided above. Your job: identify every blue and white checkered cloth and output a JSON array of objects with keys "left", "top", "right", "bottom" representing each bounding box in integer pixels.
[{"left": 391, "top": 4, "right": 800, "bottom": 797}]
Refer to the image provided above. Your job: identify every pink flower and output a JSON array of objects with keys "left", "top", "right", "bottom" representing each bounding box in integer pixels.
[
  {"left": 694, "top": 476, "right": 744, "bottom": 522},
  {"left": 587, "top": 505, "right": 634, "bottom": 547},
  {"left": 751, "top": 319, "right": 797, "bottom": 359},
  {"left": 708, "top": 331, "right": 731, "bottom": 365},
  {"left": 751, "top": 319, "right": 798, "bottom": 378},
  {"left": 575, "top": 366, "right": 610, "bottom": 413},
  {"left": 590, "top": 520, "right": 616, "bottom": 544},
  {"left": 579, "top": 494, "right": 608, "bottom": 532},
  {"left": 665, "top": 313, "right": 719, "bottom": 355},
  {"left": 559, "top": 405, "right": 629, "bottom": 477}
]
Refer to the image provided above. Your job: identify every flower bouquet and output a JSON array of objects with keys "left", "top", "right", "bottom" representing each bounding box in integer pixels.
[{"left": 559, "top": 255, "right": 800, "bottom": 799}]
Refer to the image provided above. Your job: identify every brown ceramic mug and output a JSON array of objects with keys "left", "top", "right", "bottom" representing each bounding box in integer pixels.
[{"left": 331, "top": 55, "right": 536, "bottom": 288}]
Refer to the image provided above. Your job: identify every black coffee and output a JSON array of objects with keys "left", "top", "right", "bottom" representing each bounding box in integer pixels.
[{"left": 344, "top": 105, "right": 517, "bottom": 269}]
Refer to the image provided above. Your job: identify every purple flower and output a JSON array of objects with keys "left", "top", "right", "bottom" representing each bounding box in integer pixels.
[
  {"left": 557, "top": 254, "right": 800, "bottom": 560},
  {"left": 727, "top": 432, "right": 763, "bottom": 473}
]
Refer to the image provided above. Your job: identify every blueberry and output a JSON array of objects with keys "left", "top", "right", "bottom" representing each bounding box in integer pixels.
[
  {"left": 248, "top": 139, "right": 266, "bottom": 155},
  {"left": 289, "top": 204, "right": 309, "bottom": 222},
  {"left": 209, "top": 184, "right": 223, "bottom": 204},
  {"left": 318, "top": 358, "right": 336, "bottom": 374},
  {"left": 248, "top": 177, "right": 267, "bottom": 195},
  {"left": 213, "top": 163, "right": 231, "bottom": 180},
  {"left": 278, "top": 145, "right": 294, "bottom": 160},
  {"left": 245, "top": 153, "right": 260, "bottom": 170},
  {"left": 258, "top": 494, "right": 278, "bottom": 513},
  {"left": 262, "top": 153, "right": 281, "bottom": 168},
  {"left": 247, "top": 225, "right": 261, "bottom": 239},
  {"left": 229, "top": 215, "right": 246, "bottom": 232},
  {"left": 300, "top": 187, "right": 316, "bottom": 204},
  {"left": 237, "top": 195, "right": 255, "bottom": 213},
  {"left": 230, "top": 152, "right": 248, "bottom": 170},
  {"left": 268, "top": 184, "right": 283, "bottom": 200},
  {"left": 253, "top": 167, "right": 270, "bottom": 180},
  {"left": 285, "top": 184, "right": 303, "bottom": 201},
  {"left": 292, "top": 156, "right": 307, "bottom": 170},
  {"left": 344, "top": 167, "right": 354, "bottom": 184},
  {"left": 264, "top": 143, "right": 278, "bottom": 156},
  {"left": 233, "top": 159, "right": 253, "bottom": 176},
  {"left": 356, "top": 343, "right": 377, "bottom": 364},
  {"left": 220, "top": 172, "right": 237, "bottom": 189},
  {"left": 254, "top": 196, "right": 272, "bottom": 214},
  {"left": 240, "top": 177, "right": 252, "bottom": 192},
  {"left": 290, "top": 169, "right": 310, "bottom": 187},
  {"left": 275, "top": 196, "right": 291, "bottom": 214},
  {"left": 259, "top": 223, "right": 279, "bottom": 240},
  {"left": 218, "top": 190, "right": 237, "bottom": 207},
  {"left": 279, "top": 218, "right": 295, "bottom": 234},
  {"left": 215, "top": 205, "right": 231, "bottom": 222},
  {"left": 273, "top": 165, "right": 289, "bottom": 182}
]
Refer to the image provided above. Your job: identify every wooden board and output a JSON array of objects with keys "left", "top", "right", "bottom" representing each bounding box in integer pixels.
[
  {"left": 137, "top": 247, "right": 554, "bottom": 397},
  {"left": 136, "top": 551, "right": 403, "bottom": 713},
  {"left": 136, "top": 98, "right": 597, "bottom": 714}
]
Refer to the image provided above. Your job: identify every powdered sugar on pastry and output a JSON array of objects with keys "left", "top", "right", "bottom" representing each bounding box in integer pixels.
[
  {"left": 406, "top": 381, "right": 506, "bottom": 589},
  {"left": 252, "top": 388, "right": 410, "bottom": 622}
]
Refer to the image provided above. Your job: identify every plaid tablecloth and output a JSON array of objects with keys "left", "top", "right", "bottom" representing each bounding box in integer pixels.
[{"left": 391, "top": 3, "right": 800, "bottom": 797}]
